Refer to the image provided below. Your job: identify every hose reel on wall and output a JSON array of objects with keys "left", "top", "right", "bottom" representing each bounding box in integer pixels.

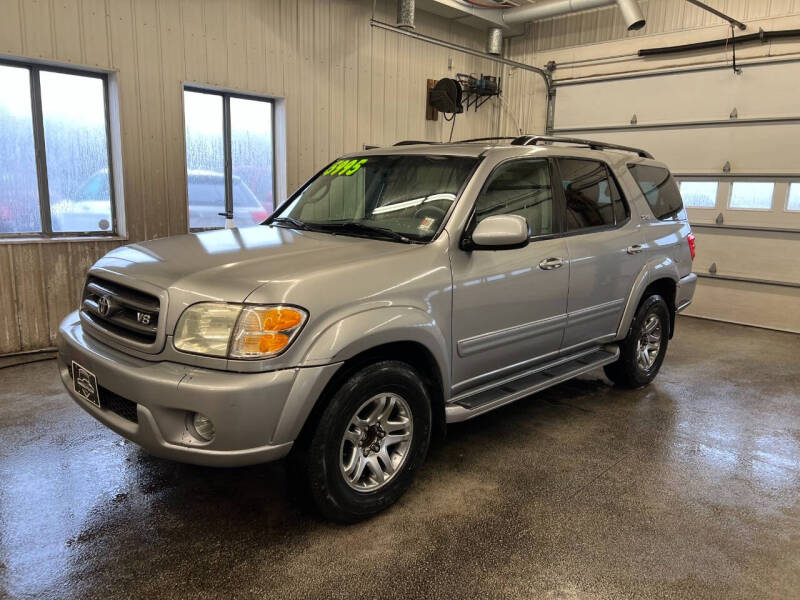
[
  {"left": 426, "top": 75, "right": 501, "bottom": 141},
  {"left": 427, "top": 78, "right": 463, "bottom": 141}
]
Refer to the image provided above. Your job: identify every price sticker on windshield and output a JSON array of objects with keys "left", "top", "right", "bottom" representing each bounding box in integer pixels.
[
  {"left": 418, "top": 217, "right": 436, "bottom": 232},
  {"left": 323, "top": 158, "right": 368, "bottom": 176}
]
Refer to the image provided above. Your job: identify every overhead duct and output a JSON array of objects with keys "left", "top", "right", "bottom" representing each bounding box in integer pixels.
[
  {"left": 420, "top": 0, "right": 646, "bottom": 33},
  {"left": 397, "top": 0, "right": 415, "bottom": 29},
  {"left": 500, "top": 0, "right": 645, "bottom": 31},
  {"left": 615, "top": 0, "right": 646, "bottom": 31},
  {"left": 487, "top": 27, "right": 503, "bottom": 55}
]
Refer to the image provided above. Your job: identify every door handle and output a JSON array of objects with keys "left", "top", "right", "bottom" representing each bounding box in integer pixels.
[
  {"left": 538, "top": 257, "right": 565, "bottom": 270},
  {"left": 626, "top": 244, "right": 644, "bottom": 255}
]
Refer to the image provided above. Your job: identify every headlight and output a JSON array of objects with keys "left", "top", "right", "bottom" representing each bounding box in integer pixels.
[
  {"left": 174, "top": 303, "right": 307, "bottom": 359},
  {"left": 173, "top": 303, "right": 241, "bottom": 357}
]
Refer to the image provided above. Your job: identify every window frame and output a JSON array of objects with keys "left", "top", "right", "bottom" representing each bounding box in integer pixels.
[
  {"left": 727, "top": 179, "right": 775, "bottom": 212},
  {"left": 675, "top": 175, "right": 800, "bottom": 230},
  {"left": 786, "top": 182, "right": 800, "bottom": 213},
  {"left": 183, "top": 85, "right": 276, "bottom": 232},
  {"left": 551, "top": 157, "right": 631, "bottom": 237},
  {"left": 675, "top": 179, "right": 720, "bottom": 211},
  {"left": 461, "top": 157, "right": 564, "bottom": 247},
  {"left": 0, "top": 58, "right": 117, "bottom": 240}
]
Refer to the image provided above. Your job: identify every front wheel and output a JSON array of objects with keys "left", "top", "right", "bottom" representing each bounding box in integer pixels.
[
  {"left": 604, "top": 294, "right": 670, "bottom": 389},
  {"left": 295, "top": 361, "right": 432, "bottom": 523}
]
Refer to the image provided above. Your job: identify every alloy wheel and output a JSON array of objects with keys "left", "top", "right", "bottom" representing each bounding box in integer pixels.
[
  {"left": 636, "top": 313, "right": 662, "bottom": 371},
  {"left": 339, "top": 393, "right": 413, "bottom": 492}
]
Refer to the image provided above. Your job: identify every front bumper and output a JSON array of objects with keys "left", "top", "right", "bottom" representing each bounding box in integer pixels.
[{"left": 57, "top": 311, "right": 340, "bottom": 467}]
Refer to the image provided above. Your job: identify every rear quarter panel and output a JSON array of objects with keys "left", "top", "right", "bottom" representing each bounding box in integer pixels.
[{"left": 612, "top": 158, "right": 693, "bottom": 337}]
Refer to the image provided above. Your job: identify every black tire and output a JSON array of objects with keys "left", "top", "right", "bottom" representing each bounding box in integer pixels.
[
  {"left": 604, "top": 294, "right": 670, "bottom": 389},
  {"left": 293, "top": 360, "right": 432, "bottom": 523}
]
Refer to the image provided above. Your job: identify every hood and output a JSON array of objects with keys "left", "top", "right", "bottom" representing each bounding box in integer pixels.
[{"left": 93, "top": 226, "right": 412, "bottom": 303}]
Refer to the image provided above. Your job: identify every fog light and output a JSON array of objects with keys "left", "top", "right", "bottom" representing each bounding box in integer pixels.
[{"left": 192, "top": 413, "right": 215, "bottom": 441}]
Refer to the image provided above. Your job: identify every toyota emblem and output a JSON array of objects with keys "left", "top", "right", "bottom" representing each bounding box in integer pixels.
[{"left": 98, "top": 295, "right": 111, "bottom": 316}]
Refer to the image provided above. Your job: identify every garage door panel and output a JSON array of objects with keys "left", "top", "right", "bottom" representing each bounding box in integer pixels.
[
  {"left": 554, "top": 61, "right": 800, "bottom": 129},
  {"left": 552, "top": 61, "right": 800, "bottom": 333},
  {"left": 550, "top": 125, "right": 800, "bottom": 175},
  {"left": 691, "top": 229, "right": 800, "bottom": 284},
  {"left": 685, "top": 278, "right": 800, "bottom": 334}
]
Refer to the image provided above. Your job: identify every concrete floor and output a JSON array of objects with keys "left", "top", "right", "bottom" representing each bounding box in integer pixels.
[{"left": 0, "top": 317, "right": 798, "bottom": 599}]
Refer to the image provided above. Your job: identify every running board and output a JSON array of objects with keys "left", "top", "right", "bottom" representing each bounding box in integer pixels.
[{"left": 445, "top": 345, "right": 620, "bottom": 423}]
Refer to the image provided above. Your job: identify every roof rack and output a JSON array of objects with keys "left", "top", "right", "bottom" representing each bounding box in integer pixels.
[
  {"left": 456, "top": 136, "right": 518, "bottom": 143},
  {"left": 390, "top": 136, "right": 654, "bottom": 159},
  {"left": 393, "top": 140, "right": 438, "bottom": 146},
  {"left": 510, "top": 135, "right": 654, "bottom": 159},
  {"left": 393, "top": 137, "right": 516, "bottom": 146}
]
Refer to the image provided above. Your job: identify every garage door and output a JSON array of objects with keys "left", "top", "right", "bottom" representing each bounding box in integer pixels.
[{"left": 551, "top": 59, "right": 800, "bottom": 333}]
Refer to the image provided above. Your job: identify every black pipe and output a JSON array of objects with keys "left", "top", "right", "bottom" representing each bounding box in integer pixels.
[{"left": 638, "top": 28, "right": 800, "bottom": 57}]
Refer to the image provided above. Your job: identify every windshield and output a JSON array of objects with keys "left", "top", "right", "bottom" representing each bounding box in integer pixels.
[{"left": 274, "top": 155, "right": 478, "bottom": 242}]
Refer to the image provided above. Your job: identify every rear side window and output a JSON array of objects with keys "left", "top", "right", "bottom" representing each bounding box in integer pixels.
[
  {"left": 628, "top": 164, "right": 684, "bottom": 220},
  {"left": 557, "top": 159, "right": 629, "bottom": 232},
  {"left": 474, "top": 159, "right": 555, "bottom": 237}
]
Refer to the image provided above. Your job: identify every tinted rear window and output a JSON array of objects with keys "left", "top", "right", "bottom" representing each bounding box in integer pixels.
[
  {"left": 628, "top": 164, "right": 684, "bottom": 220},
  {"left": 557, "top": 158, "right": 629, "bottom": 231}
]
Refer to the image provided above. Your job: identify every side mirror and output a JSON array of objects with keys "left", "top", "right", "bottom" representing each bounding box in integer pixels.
[{"left": 468, "top": 214, "right": 529, "bottom": 250}]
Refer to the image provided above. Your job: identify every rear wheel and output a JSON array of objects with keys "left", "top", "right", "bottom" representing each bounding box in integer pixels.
[
  {"left": 604, "top": 295, "right": 670, "bottom": 389},
  {"left": 294, "top": 360, "right": 432, "bottom": 523}
]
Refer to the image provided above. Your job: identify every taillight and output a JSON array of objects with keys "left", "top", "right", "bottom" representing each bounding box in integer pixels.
[{"left": 687, "top": 233, "right": 696, "bottom": 260}]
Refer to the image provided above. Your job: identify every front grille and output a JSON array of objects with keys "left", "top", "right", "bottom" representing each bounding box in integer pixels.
[
  {"left": 81, "top": 276, "right": 160, "bottom": 345},
  {"left": 98, "top": 386, "right": 139, "bottom": 423}
]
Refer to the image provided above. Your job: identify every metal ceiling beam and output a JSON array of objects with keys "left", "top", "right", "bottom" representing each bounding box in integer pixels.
[
  {"left": 371, "top": 18, "right": 550, "bottom": 83},
  {"left": 685, "top": 0, "right": 746, "bottom": 30}
]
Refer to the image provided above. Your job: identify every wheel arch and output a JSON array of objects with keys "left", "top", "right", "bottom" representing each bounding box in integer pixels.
[
  {"left": 286, "top": 307, "right": 451, "bottom": 447},
  {"left": 640, "top": 277, "right": 677, "bottom": 338},
  {"left": 616, "top": 259, "right": 680, "bottom": 340},
  {"left": 291, "top": 340, "right": 448, "bottom": 451}
]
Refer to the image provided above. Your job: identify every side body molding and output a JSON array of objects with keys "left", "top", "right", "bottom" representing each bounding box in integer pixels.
[{"left": 615, "top": 257, "right": 680, "bottom": 339}]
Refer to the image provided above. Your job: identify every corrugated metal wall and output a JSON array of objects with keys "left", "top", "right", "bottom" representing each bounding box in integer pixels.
[
  {"left": 0, "top": 0, "right": 503, "bottom": 355},
  {"left": 532, "top": 0, "right": 800, "bottom": 51}
]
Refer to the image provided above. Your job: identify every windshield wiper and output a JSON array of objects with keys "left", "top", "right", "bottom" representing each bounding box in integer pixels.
[
  {"left": 268, "top": 216, "right": 311, "bottom": 230},
  {"left": 313, "top": 221, "right": 415, "bottom": 244}
]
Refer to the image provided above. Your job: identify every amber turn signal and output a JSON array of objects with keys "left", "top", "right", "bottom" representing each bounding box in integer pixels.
[
  {"left": 229, "top": 305, "right": 308, "bottom": 359},
  {"left": 261, "top": 307, "right": 304, "bottom": 331}
]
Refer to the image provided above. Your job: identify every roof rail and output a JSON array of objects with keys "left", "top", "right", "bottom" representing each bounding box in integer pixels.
[
  {"left": 393, "top": 137, "right": 516, "bottom": 146},
  {"left": 456, "top": 136, "right": 518, "bottom": 143},
  {"left": 393, "top": 140, "right": 438, "bottom": 146},
  {"left": 510, "top": 135, "right": 654, "bottom": 159}
]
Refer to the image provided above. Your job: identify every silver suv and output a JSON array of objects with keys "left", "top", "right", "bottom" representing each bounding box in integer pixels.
[{"left": 57, "top": 136, "right": 697, "bottom": 522}]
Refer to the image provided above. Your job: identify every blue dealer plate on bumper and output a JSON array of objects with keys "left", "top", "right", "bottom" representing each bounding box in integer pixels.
[{"left": 72, "top": 361, "right": 101, "bottom": 408}]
